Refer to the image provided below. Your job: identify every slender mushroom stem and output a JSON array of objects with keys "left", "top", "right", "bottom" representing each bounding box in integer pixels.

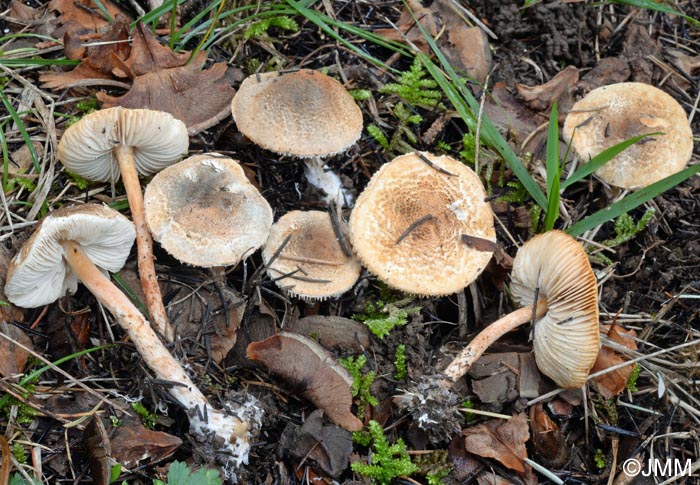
[
  {"left": 60, "top": 240, "right": 253, "bottom": 448},
  {"left": 441, "top": 299, "right": 549, "bottom": 383},
  {"left": 114, "top": 145, "right": 174, "bottom": 342}
]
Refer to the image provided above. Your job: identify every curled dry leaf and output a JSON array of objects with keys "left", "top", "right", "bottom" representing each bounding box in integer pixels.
[
  {"left": 463, "top": 413, "right": 530, "bottom": 475},
  {"left": 97, "top": 23, "right": 235, "bottom": 135},
  {"left": 590, "top": 324, "right": 638, "bottom": 399},
  {"left": 83, "top": 416, "right": 112, "bottom": 485},
  {"left": 111, "top": 417, "right": 182, "bottom": 468},
  {"left": 529, "top": 403, "right": 568, "bottom": 467},
  {"left": 0, "top": 323, "right": 33, "bottom": 379},
  {"left": 247, "top": 332, "right": 363, "bottom": 432},
  {"left": 515, "top": 65, "right": 579, "bottom": 113},
  {"left": 48, "top": 0, "right": 127, "bottom": 39},
  {"left": 374, "top": 0, "right": 492, "bottom": 83},
  {"left": 286, "top": 315, "right": 372, "bottom": 352}
]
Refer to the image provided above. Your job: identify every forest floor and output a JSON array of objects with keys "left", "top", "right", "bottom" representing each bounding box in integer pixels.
[{"left": 0, "top": 0, "right": 699, "bottom": 484}]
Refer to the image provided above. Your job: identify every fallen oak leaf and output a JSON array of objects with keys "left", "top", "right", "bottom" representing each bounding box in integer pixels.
[
  {"left": 529, "top": 403, "right": 568, "bottom": 467},
  {"left": 247, "top": 331, "right": 363, "bottom": 432},
  {"left": 111, "top": 416, "right": 182, "bottom": 468},
  {"left": 113, "top": 22, "right": 191, "bottom": 79},
  {"left": 515, "top": 66, "right": 579, "bottom": 113},
  {"left": 48, "top": 0, "right": 127, "bottom": 40},
  {"left": 590, "top": 324, "right": 638, "bottom": 399},
  {"left": 463, "top": 413, "right": 530, "bottom": 475}
]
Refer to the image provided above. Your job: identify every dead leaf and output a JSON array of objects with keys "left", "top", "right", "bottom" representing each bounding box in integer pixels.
[
  {"left": 278, "top": 409, "right": 352, "bottom": 478},
  {"left": 286, "top": 315, "right": 371, "bottom": 352},
  {"left": 113, "top": 22, "right": 191, "bottom": 78},
  {"left": 463, "top": 413, "right": 530, "bottom": 475},
  {"left": 483, "top": 82, "right": 544, "bottom": 149},
  {"left": 48, "top": 0, "right": 127, "bottom": 39},
  {"left": 477, "top": 473, "right": 516, "bottom": 485},
  {"left": 375, "top": 0, "right": 492, "bottom": 83},
  {"left": 529, "top": 403, "right": 568, "bottom": 467},
  {"left": 0, "top": 323, "right": 33, "bottom": 378},
  {"left": 515, "top": 66, "right": 579, "bottom": 113},
  {"left": 10, "top": 0, "right": 44, "bottom": 21},
  {"left": 83, "top": 416, "right": 112, "bottom": 485},
  {"left": 40, "top": 15, "right": 131, "bottom": 90},
  {"left": 575, "top": 57, "right": 631, "bottom": 95},
  {"left": 111, "top": 417, "right": 182, "bottom": 467},
  {"left": 247, "top": 332, "right": 363, "bottom": 432},
  {"left": 468, "top": 353, "right": 519, "bottom": 406},
  {"left": 590, "top": 324, "right": 638, "bottom": 399}
]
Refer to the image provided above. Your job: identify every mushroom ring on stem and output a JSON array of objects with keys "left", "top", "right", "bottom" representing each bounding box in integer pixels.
[
  {"left": 442, "top": 230, "right": 600, "bottom": 389},
  {"left": 57, "top": 107, "right": 190, "bottom": 342},
  {"left": 4, "top": 205, "right": 262, "bottom": 477}
]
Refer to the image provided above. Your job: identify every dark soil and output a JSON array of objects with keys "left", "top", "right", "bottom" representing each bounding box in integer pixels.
[{"left": 1, "top": 0, "right": 699, "bottom": 484}]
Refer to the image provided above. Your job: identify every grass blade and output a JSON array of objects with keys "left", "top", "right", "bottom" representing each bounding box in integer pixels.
[
  {"left": 561, "top": 132, "right": 662, "bottom": 189},
  {"left": 0, "top": 92, "right": 39, "bottom": 173},
  {"left": 543, "top": 102, "right": 560, "bottom": 231},
  {"left": 598, "top": 0, "right": 700, "bottom": 28},
  {"left": 566, "top": 164, "right": 700, "bottom": 236}
]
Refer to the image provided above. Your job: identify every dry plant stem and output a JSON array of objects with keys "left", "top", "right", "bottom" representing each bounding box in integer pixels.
[
  {"left": 114, "top": 145, "right": 174, "bottom": 342},
  {"left": 60, "top": 240, "right": 250, "bottom": 439},
  {"left": 442, "top": 299, "right": 548, "bottom": 382}
]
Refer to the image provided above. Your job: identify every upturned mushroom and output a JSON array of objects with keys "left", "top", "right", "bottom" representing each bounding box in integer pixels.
[
  {"left": 562, "top": 82, "right": 694, "bottom": 189},
  {"left": 144, "top": 154, "right": 273, "bottom": 268},
  {"left": 57, "top": 107, "right": 189, "bottom": 341},
  {"left": 4, "top": 204, "right": 262, "bottom": 478},
  {"left": 349, "top": 151, "right": 496, "bottom": 296},
  {"left": 442, "top": 230, "right": 600, "bottom": 389},
  {"left": 230, "top": 69, "right": 363, "bottom": 205},
  {"left": 262, "top": 210, "right": 361, "bottom": 301}
]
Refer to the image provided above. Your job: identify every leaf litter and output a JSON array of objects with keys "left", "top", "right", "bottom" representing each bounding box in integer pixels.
[{"left": 0, "top": 0, "right": 699, "bottom": 483}]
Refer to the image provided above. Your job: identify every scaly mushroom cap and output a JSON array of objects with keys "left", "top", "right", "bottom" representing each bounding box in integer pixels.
[
  {"left": 562, "top": 82, "right": 693, "bottom": 189},
  {"left": 144, "top": 154, "right": 273, "bottom": 267},
  {"left": 5, "top": 204, "right": 135, "bottom": 308},
  {"left": 349, "top": 152, "right": 496, "bottom": 296},
  {"left": 231, "top": 70, "right": 363, "bottom": 158},
  {"left": 57, "top": 107, "right": 189, "bottom": 182},
  {"left": 510, "top": 230, "right": 600, "bottom": 388},
  {"left": 262, "top": 210, "right": 360, "bottom": 301}
]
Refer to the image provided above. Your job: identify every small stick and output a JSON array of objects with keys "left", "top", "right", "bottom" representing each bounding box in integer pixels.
[
  {"left": 396, "top": 214, "right": 434, "bottom": 245},
  {"left": 278, "top": 254, "right": 343, "bottom": 266},
  {"left": 416, "top": 152, "right": 456, "bottom": 177},
  {"left": 328, "top": 201, "right": 353, "bottom": 257}
]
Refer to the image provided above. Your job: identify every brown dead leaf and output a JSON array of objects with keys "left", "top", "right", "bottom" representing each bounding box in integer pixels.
[
  {"left": 477, "top": 473, "right": 516, "bottom": 485},
  {"left": 40, "top": 15, "right": 131, "bottom": 90},
  {"left": 0, "top": 323, "right": 33, "bottom": 378},
  {"left": 483, "top": 82, "right": 544, "bottom": 149},
  {"left": 515, "top": 66, "right": 579, "bottom": 113},
  {"left": 286, "top": 315, "right": 371, "bottom": 352},
  {"left": 114, "top": 22, "right": 191, "bottom": 78},
  {"left": 590, "top": 324, "right": 638, "bottom": 399},
  {"left": 10, "top": 0, "right": 43, "bottom": 21},
  {"left": 111, "top": 417, "right": 182, "bottom": 467},
  {"left": 463, "top": 413, "right": 530, "bottom": 475},
  {"left": 375, "top": 0, "right": 492, "bottom": 83},
  {"left": 48, "top": 0, "right": 127, "bottom": 39},
  {"left": 84, "top": 416, "right": 111, "bottom": 485},
  {"left": 529, "top": 403, "right": 568, "bottom": 467},
  {"left": 575, "top": 57, "right": 631, "bottom": 95},
  {"left": 247, "top": 332, "right": 363, "bottom": 431}
]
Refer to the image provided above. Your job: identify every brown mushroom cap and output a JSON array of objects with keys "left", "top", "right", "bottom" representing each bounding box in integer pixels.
[
  {"left": 231, "top": 70, "right": 363, "bottom": 158},
  {"left": 349, "top": 152, "right": 495, "bottom": 296},
  {"left": 510, "top": 230, "right": 600, "bottom": 388},
  {"left": 262, "top": 210, "right": 360, "bottom": 301},
  {"left": 562, "top": 82, "right": 693, "bottom": 189},
  {"left": 144, "top": 154, "right": 273, "bottom": 267}
]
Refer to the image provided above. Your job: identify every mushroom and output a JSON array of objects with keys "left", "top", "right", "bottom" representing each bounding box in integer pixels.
[
  {"left": 57, "top": 107, "right": 189, "bottom": 341},
  {"left": 4, "top": 204, "right": 261, "bottom": 478},
  {"left": 230, "top": 69, "right": 363, "bottom": 205},
  {"left": 349, "top": 151, "right": 496, "bottom": 296},
  {"left": 562, "top": 82, "right": 693, "bottom": 189},
  {"left": 144, "top": 153, "right": 273, "bottom": 268},
  {"left": 442, "top": 230, "right": 600, "bottom": 389},
  {"left": 262, "top": 210, "right": 361, "bottom": 301}
]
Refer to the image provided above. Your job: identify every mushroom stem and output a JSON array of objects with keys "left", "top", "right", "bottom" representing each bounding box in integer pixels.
[
  {"left": 442, "top": 299, "right": 548, "bottom": 383},
  {"left": 114, "top": 145, "right": 174, "bottom": 342},
  {"left": 60, "top": 240, "right": 256, "bottom": 460}
]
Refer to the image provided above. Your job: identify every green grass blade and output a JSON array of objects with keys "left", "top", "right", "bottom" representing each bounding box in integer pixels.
[
  {"left": 566, "top": 164, "right": 700, "bottom": 236},
  {"left": 134, "top": 0, "right": 189, "bottom": 28},
  {"left": 543, "top": 101, "right": 560, "bottom": 231},
  {"left": 404, "top": 5, "right": 548, "bottom": 208},
  {"left": 90, "top": 0, "right": 114, "bottom": 23},
  {"left": 0, "top": 92, "right": 39, "bottom": 173},
  {"left": 598, "top": 0, "right": 700, "bottom": 28},
  {"left": 0, "top": 121, "right": 9, "bottom": 189},
  {"left": 561, "top": 132, "right": 662, "bottom": 189},
  {"left": 0, "top": 58, "right": 79, "bottom": 67}
]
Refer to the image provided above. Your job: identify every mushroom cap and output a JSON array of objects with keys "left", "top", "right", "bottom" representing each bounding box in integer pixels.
[
  {"left": 510, "top": 230, "right": 600, "bottom": 388},
  {"left": 231, "top": 69, "right": 363, "bottom": 158},
  {"left": 262, "top": 210, "right": 361, "bottom": 301},
  {"left": 349, "top": 152, "right": 496, "bottom": 296},
  {"left": 144, "top": 154, "right": 273, "bottom": 268},
  {"left": 562, "top": 82, "right": 693, "bottom": 189},
  {"left": 5, "top": 204, "right": 135, "bottom": 308},
  {"left": 57, "top": 107, "right": 189, "bottom": 183}
]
